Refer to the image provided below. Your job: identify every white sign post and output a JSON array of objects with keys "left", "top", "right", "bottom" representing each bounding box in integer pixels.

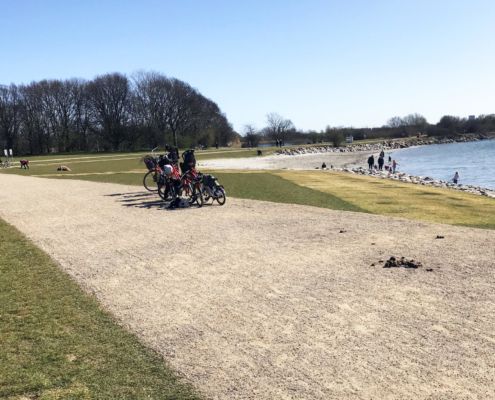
[{"left": 9, "top": 149, "right": 13, "bottom": 157}]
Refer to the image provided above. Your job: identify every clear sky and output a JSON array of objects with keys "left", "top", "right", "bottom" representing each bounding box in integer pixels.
[{"left": 1, "top": 0, "right": 494, "bottom": 132}]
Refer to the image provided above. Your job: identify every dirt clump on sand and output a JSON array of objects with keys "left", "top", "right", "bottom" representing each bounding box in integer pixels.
[{"left": 383, "top": 256, "right": 423, "bottom": 269}]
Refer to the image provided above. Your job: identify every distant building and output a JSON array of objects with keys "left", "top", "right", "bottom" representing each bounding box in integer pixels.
[{"left": 346, "top": 135, "right": 353, "bottom": 144}]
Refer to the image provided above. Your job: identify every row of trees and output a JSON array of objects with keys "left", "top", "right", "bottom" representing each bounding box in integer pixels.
[
  {"left": 242, "top": 112, "right": 495, "bottom": 147},
  {"left": 0, "top": 72, "right": 236, "bottom": 155}
]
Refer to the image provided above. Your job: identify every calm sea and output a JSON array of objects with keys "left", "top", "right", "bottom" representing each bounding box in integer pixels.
[{"left": 391, "top": 139, "right": 495, "bottom": 189}]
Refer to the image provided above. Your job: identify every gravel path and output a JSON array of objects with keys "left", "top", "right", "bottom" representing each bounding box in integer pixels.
[{"left": 1, "top": 174, "right": 494, "bottom": 400}]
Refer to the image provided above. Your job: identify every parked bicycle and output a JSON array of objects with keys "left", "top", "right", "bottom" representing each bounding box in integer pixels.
[
  {"left": 201, "top": 174, "right": 226, "bottom": 205},
  {"left": 142, "top": 147, "right": 160, "bottom": 192}
]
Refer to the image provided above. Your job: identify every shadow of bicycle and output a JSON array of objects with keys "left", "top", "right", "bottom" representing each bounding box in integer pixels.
[{"left": 105, "top": 190, "right": 207, "bottom": 211}]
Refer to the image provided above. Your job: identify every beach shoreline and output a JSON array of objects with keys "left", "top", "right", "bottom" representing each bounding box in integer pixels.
[{"left": 199, "top": 135, "right": 495, "bottom": 197}]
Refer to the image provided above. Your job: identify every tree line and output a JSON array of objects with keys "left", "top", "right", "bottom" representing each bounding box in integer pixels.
[
  {"left": 242, "top": 112, "right": 495, "bottom": 147},
  {"left": 0, "top": 71, "right": 237, "bottom": 155}
]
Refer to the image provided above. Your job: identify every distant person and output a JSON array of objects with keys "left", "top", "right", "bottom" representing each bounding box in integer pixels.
[
  {"left": 388, "top": 155, "right": 392, "bottom": 163},
  {"left": 378, "top": 156, "right": 384, "bottom": 170},
  {"left": 276, "top": 139, "right": 280, "bottom": 147},
  {"left": 367, "top": 155, "right": 374, "bottom": 170},
  {"left": 180, "top": 149, "right": 196, "bottom": 173},
  {"left": 392, "top": 159, "right": 398, "bottom": 173},
  {"left": 165, "top": 144, "right": 179, "bottom": 164},
  {"left": 215, "top": 141, "right": 219, "bottom": 149},
  {"left": 321, "top": 162, "right": 327, "bottom": 169},
  {"left": 453, "top": 171, "right": 459, "bottom": 184},
  {"left": 379, "top": 150, "right": 385, "bottom": 158}
]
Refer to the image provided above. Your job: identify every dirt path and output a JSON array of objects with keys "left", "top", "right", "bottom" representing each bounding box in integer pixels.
[{"left": 1, "top": 174, "right": 494, "bottom": 400}]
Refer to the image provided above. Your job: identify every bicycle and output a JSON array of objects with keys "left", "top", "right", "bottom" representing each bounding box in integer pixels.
[
  {"left": 180, "top": 168, "right": 204, "bottom": 207},
  {"left": 142, "top": 147, "right": 160, "bottom": 192}
]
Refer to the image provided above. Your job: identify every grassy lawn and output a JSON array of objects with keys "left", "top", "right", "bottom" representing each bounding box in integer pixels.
[
  {"left": 276, "top": 170, "right": 495, "bottom": 229},
  {"left": 0, "top": 219, "right": 200, "bottom": 400}
]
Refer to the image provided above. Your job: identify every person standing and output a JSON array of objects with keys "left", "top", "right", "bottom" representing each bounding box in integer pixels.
[
  {"left": 453, "top": 171, "right": 459, "bottom": 184},
  {"left": 392, "top": 159, "right": 398, "bottom": 173},
  {"left": 367, "top": 155, "right": 375, "bottom": 170},
  {"left": 378, "top": 156, "right": 384, "bottom": 170}
]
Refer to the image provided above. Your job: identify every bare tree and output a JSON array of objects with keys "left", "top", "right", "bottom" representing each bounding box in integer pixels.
[
  {"left": 388, "top": 114, "right": 427, "bottom": 129},
  {"left": 0, "top": 84, "right": 22, "bottom": 151},
  {"left": 387, "top": 116, "right": 404, "bottom": 128},
  {"left": 265, "top": 113, "right": 294, "bottom": 142},
  {"left": 243, "top": 124, "right": 260, "bottom": 147},
  {"left": 2, "top": 71, "right": 235, "bottom": 154},
  {"left": 87, "top": 73, "right": 130, "bottom": 151},
  {"left": 402, "top": 113, "right": 427, "bottom": 128}
]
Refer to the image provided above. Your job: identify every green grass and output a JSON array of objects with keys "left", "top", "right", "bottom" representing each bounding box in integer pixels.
[
  {"left": 0, "top": 218, "right": 200, "bottom": 400},
  {"left": 212, "top": 171, "right": 364, "bottom": 212},
  {"left": 277, "top": 170, "right": 495, "bottom": 229}
]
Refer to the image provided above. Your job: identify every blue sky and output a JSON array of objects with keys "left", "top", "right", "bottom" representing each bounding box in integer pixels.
[{"left": 1, "top": 0, "right": 494, "bottom": 132}]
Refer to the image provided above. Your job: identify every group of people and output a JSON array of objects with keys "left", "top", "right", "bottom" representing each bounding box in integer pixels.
[
  {"left": 366, "top": 149, "right": 461, "bottom": 185},
  {"left": 367, "top": 150, "right": 398, "bottom": 173}
]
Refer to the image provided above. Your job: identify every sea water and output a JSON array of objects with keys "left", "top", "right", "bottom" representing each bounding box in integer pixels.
[{"left": 391, "top": 139, "right": 495, "bottom": 189}]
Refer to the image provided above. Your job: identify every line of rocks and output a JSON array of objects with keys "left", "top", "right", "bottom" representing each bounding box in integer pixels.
[
  {"left": 275, "top": 134, "right": 491, "bottom": 156},
  {"left": 339, "top": 166, "right": 495, "bottom": 198}
]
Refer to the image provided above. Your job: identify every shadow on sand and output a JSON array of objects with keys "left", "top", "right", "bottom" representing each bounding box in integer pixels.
[
  {"left": 105, "top": 190, "right": 207, "bottom": 211},
  {"left": 105, "top": 191, "right": 170, "bottom": 210}
]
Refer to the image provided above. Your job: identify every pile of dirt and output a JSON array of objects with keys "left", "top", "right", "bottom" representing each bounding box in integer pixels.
[{"left": 383, "top": 256, "right": 422, "bottom": 269}]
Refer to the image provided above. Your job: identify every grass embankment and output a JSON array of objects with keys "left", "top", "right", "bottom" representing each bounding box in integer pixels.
[
  {"left": 0, "top": 219, "right": 200, "bottom": 399},
  {"left": 276, "top": 170, "right": 495, "bottom": 229}
]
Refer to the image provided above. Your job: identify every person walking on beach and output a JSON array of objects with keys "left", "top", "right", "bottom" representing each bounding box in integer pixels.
[
  {"left": 378, "top": 156, "right": 384, "bottom": 170},
  {"left": 453, "top": 171, "right": 459, "bottom": 184},
  {"left": 392, "top": 159, "right": 398, "bottom": 173},
  {"left": 367, "top": 155, "right": 374, "bottom": 170},
  {"left": 380, "top": 149, "right": 385, "bottom": 159}
]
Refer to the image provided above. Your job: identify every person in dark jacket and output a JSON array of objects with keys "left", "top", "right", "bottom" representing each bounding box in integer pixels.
[
  {"left": 367, "top": 155, "right": 375, "bottom": 170},
  {"left": 181, "top": 149, "right": 196, "bottom": 174},
  {"left": 378, "top": 156, "right": 384, "bottom": 170}
]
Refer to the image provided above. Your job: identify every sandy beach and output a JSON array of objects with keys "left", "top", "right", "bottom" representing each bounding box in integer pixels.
[{"left": 199, "top": 150, "right": 374, "bottom": 170}]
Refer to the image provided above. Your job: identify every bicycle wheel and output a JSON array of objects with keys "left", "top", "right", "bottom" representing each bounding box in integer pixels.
[
  {"left": 185, "top": 183, "right": 197, "bottom": 206},
  {"left": 143, "top": 170, "right": 158, "bottom": 192},
  {"left": 216, "top": 188, "right": 226, "bottom": 205},
  {"left": 193, "top": 183, "right": 204, "bottom": 207},
  {"left": 202, "top": 187, "right": 212, "bottom": 204}
]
